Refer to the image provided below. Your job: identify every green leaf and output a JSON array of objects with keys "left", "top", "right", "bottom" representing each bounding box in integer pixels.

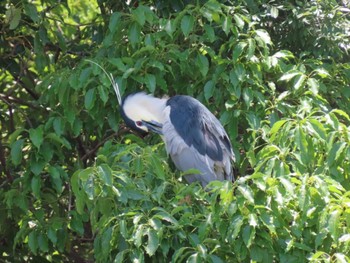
[
  {"left": 128, "top": 22, "right": 141, "bottom": 46},
  {"left": 222, "top": 16, "right": 232, "bottom": 35},
  {"left": 295, "top": 126, "right": 309, "bottom": 165},
  {"left": 6, "top": 6, "right": 21, "bottom": 30},
  {"left": 132, "top": 7, "right": 146, "bottom": 26},
  {"left": 196, "top": 54, "right": 209, "bottom": 77},
  {"left": 48, "top": 166, "right": 63, "bottom": 193},
  {"left": 98, "top": 164, "right": 113, "bottom": 186},
  {"left": 84, "top": 88, "right": 95, "bottom": 110},
  {"left": 279, "top": 70, "right": 301, "bottom": 82},
  {"left": 53, "top": 117, "right": 64, "bottom": 136},
  {"left": 242, "top": 225, "right": 255, "bottom": 248},
  {"left": 237, "top": 185, "right": 254, "bottom": 204},
  {"left": 165, "top": 19, "right": 175, "bottom": 37},
  {"left": 98, "top": 85, "right": 109, "bottom": 105},
  {"left": 331, "top": 109, "right": 350, "bottom": 121},
  {"left": 204, "top": 80, "right": 215, "bottom": 101},
  {"left": 233, "top": 14, "right": 244, "bottom": 29},
  {"left": 328, "top": 210, "right": 341, "bottom": 240},
  {"left": 145, "top": 74, "right": 156, "bottom": 93},
  {"left": 181, "top": 15, "right": 194, "bottom": 37},
  {"left": 314, "top": 68, "right": 330, "bottom": 78},
  {"left": 293, "top": 74, "right": 307, "bottom": 90},
  {"left": 145, "top": 229, "right": 159, "bottom": 256},
  {"left": 109, "top": 12, "right": 122, "bottom": 33},
  {"left": 270, "top": 119, "right": 288, "bottom": 141},
  {"left": 307, "top": 77, "right": 319, "bottom": 94},
  {"left": 255, "top": 29, "right": 271, "bottom": 45},
  {"left": 270, "top": 6, "right": 279, "bottom": 18},
  {"left": 24, "top": 3, "right": 39, "bottom": 23},
  {"left": 31, "top": 176, "right": 41, "bottom": 198},
  {"left": 232, "top": 42, "right": 247, "bottom": 62},
  {"left": 11, "top": 139, "right": 24, "bottom": 165},
  {"left": 29, "top": 126, "right": 44, "bottom": 149},
  {"left": 28, "top": 231, "right": 38, "bottom": 254},
  {"left": 47, "top": 228, "right": 57, "bottom": 245},
  {"left": 38, "top": 233, "right": 48, "bottom": 252},
  {"left": 308, "top": 119, "right": 327, "bottom": 141},
  {"left": 272, "top": 50, "right": 294, "bottom": 59}
]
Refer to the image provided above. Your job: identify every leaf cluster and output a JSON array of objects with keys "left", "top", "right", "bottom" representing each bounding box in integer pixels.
[{"left": 0, "top": 0, "right": 349, "bottom": 262}]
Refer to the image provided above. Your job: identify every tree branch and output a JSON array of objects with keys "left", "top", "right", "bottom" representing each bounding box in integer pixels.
[{"left": 81, "top": 127, "right": 129, "bottom": 162}]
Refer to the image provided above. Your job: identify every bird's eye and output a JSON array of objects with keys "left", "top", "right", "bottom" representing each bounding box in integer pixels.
[{"left": 136, "top": 121, "right": 142, "bottom": 127}]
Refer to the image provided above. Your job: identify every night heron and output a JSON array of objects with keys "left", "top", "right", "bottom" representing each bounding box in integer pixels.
[
  {"left": 86, "top": 60, "right": 234, "bottom": 187},
  {"left": 120, "top": 92, "right": 235, "bottom": 187}
]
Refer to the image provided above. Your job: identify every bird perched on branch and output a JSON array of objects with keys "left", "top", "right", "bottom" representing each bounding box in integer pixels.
[
  {"left": 120, "top": 92, "right": 235, "bottom": 187},
  {"left": 86, "top": 60, "right": 234, "bottom": 187}
]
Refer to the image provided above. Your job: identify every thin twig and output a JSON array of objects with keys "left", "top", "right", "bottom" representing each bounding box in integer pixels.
[{"left": 81, "top": 127, "right": 128, "bottom": 162}]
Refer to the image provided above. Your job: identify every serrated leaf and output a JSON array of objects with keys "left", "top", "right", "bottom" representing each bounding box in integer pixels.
[
  {"left": 145, "top": 229, "right": 159, "bottom": 256},
  {"left": 181, "top": 15, "right": 194, "bottom": 37},
  {"left": 29, "top": 126, "right": 44, "bottom": 149},
  {"left": 11, "top": 139, "right": 24, "bottom": 165}
]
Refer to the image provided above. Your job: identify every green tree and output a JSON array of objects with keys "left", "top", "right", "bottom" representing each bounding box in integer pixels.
[{"left": 1, "top": 0, "right": 349, "bottom": 262}]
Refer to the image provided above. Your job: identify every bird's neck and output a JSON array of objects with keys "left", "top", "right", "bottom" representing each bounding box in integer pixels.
[{"left": 143, "top": 97, "right": 167, "bottom": 123}]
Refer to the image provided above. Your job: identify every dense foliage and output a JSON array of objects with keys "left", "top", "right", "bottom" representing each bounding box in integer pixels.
[{"left": 1, "top": 0, "right": 350, "bottom": 262}]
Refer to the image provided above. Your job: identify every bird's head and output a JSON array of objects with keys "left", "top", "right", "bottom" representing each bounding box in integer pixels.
[{"left": 120, "top": 92, "right": 165, "bottom": 135}]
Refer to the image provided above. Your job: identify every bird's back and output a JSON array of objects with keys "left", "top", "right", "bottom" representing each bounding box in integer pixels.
[{"left": 163, "top": 95, "right": 234, "bottom": 186}]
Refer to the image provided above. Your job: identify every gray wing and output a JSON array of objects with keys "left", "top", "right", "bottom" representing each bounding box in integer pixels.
[{"left": 162, "top": 98, "right": 234, "bottom": 187}]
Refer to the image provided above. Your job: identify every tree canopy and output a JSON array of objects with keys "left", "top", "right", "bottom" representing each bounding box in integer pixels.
[{"left": 1, "top": 0, "right": 350, "bottom": 262}]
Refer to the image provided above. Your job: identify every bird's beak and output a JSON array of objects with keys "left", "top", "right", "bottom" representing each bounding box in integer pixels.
[{"left": 142, "top": 120, "right": 163, "bottom": 135}]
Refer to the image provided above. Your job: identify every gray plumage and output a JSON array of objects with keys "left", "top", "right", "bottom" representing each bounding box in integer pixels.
[
  {"left": 121, "top": 93, "right": 235, "bottom": 187},
  {"left": 164, "top": 95, "right": 234, "bottom": 186}
]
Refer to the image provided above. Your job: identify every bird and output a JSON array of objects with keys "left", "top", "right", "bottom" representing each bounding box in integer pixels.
[
  {"left": 85, "top": 60, "right": 234, "bottom": 187},
  {"left": 120, "top": 92, "right": 235, "bottom": 187}
]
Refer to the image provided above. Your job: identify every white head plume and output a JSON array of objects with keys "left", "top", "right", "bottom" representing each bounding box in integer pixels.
[{"left": 86, "top": 59, "right": 122, "bottom": 105}]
